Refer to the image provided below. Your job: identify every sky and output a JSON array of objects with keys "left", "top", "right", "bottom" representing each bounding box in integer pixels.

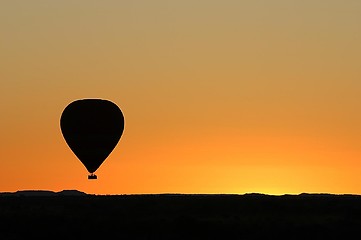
[{"left": 1, "top": 1, "right": 360, "bottom": 195}]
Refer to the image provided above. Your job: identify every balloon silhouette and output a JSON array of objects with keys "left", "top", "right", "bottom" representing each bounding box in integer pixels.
[{"left": 60, "top": 99, "right": 124, "bottom": 179}]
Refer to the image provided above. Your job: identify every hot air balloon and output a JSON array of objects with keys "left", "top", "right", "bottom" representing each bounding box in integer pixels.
[{"left": 60, "top": 99, "right": 124, "bottom": 179}]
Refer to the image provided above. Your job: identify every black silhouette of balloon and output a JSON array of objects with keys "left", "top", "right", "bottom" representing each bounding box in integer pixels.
[{"left": 60, "top": 99, "right": 124, "bottom": 179}]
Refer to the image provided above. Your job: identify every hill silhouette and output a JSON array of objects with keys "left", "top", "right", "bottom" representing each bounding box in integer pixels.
[
  {"left": 0, "top": 189, "right": 87, "bottom": 197},
  {"left": 1, "top": 191, "right": 360, "bottom": 239}
]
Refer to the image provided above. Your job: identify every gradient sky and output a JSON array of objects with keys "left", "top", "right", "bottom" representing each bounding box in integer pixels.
[{"left": 1, "top": 1, "right": 360, "bottom": 195}]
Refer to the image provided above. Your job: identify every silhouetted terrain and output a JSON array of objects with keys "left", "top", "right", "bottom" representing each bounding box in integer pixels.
[
  {"left": 0, "top": 189, "right": 87, "bottom": 197},
  {"left": 1, "top": 191, "right": 360, "bottom": 239}
]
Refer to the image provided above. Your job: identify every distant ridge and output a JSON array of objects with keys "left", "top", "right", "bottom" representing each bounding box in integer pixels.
[
  {"left": 57, "top": 189, "right": 88, "bottom": 196},
  {"left": 0, "top": 190, "right": 360, "bottom": 197},
  {"left": 0, "top": 190, "right": 87, "bottom": 197}
]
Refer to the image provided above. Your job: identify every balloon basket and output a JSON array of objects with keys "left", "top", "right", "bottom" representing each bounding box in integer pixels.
[{"left": 88, "top": 174, "right": 97, "bottom": 180}]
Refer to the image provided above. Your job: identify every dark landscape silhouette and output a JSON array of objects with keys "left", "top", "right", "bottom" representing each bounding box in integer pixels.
[{"left": 1, "top": 190, "right": 360, "bottom": 239}]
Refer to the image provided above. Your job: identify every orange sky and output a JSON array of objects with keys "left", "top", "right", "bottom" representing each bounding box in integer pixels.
[{"left": 1, "top": 1, "right": 360, "bottom": 195}]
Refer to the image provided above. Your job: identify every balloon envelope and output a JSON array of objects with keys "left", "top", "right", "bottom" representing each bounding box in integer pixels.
[{"left": 60, "top": 99, "right": 124, "bottom": 175}]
